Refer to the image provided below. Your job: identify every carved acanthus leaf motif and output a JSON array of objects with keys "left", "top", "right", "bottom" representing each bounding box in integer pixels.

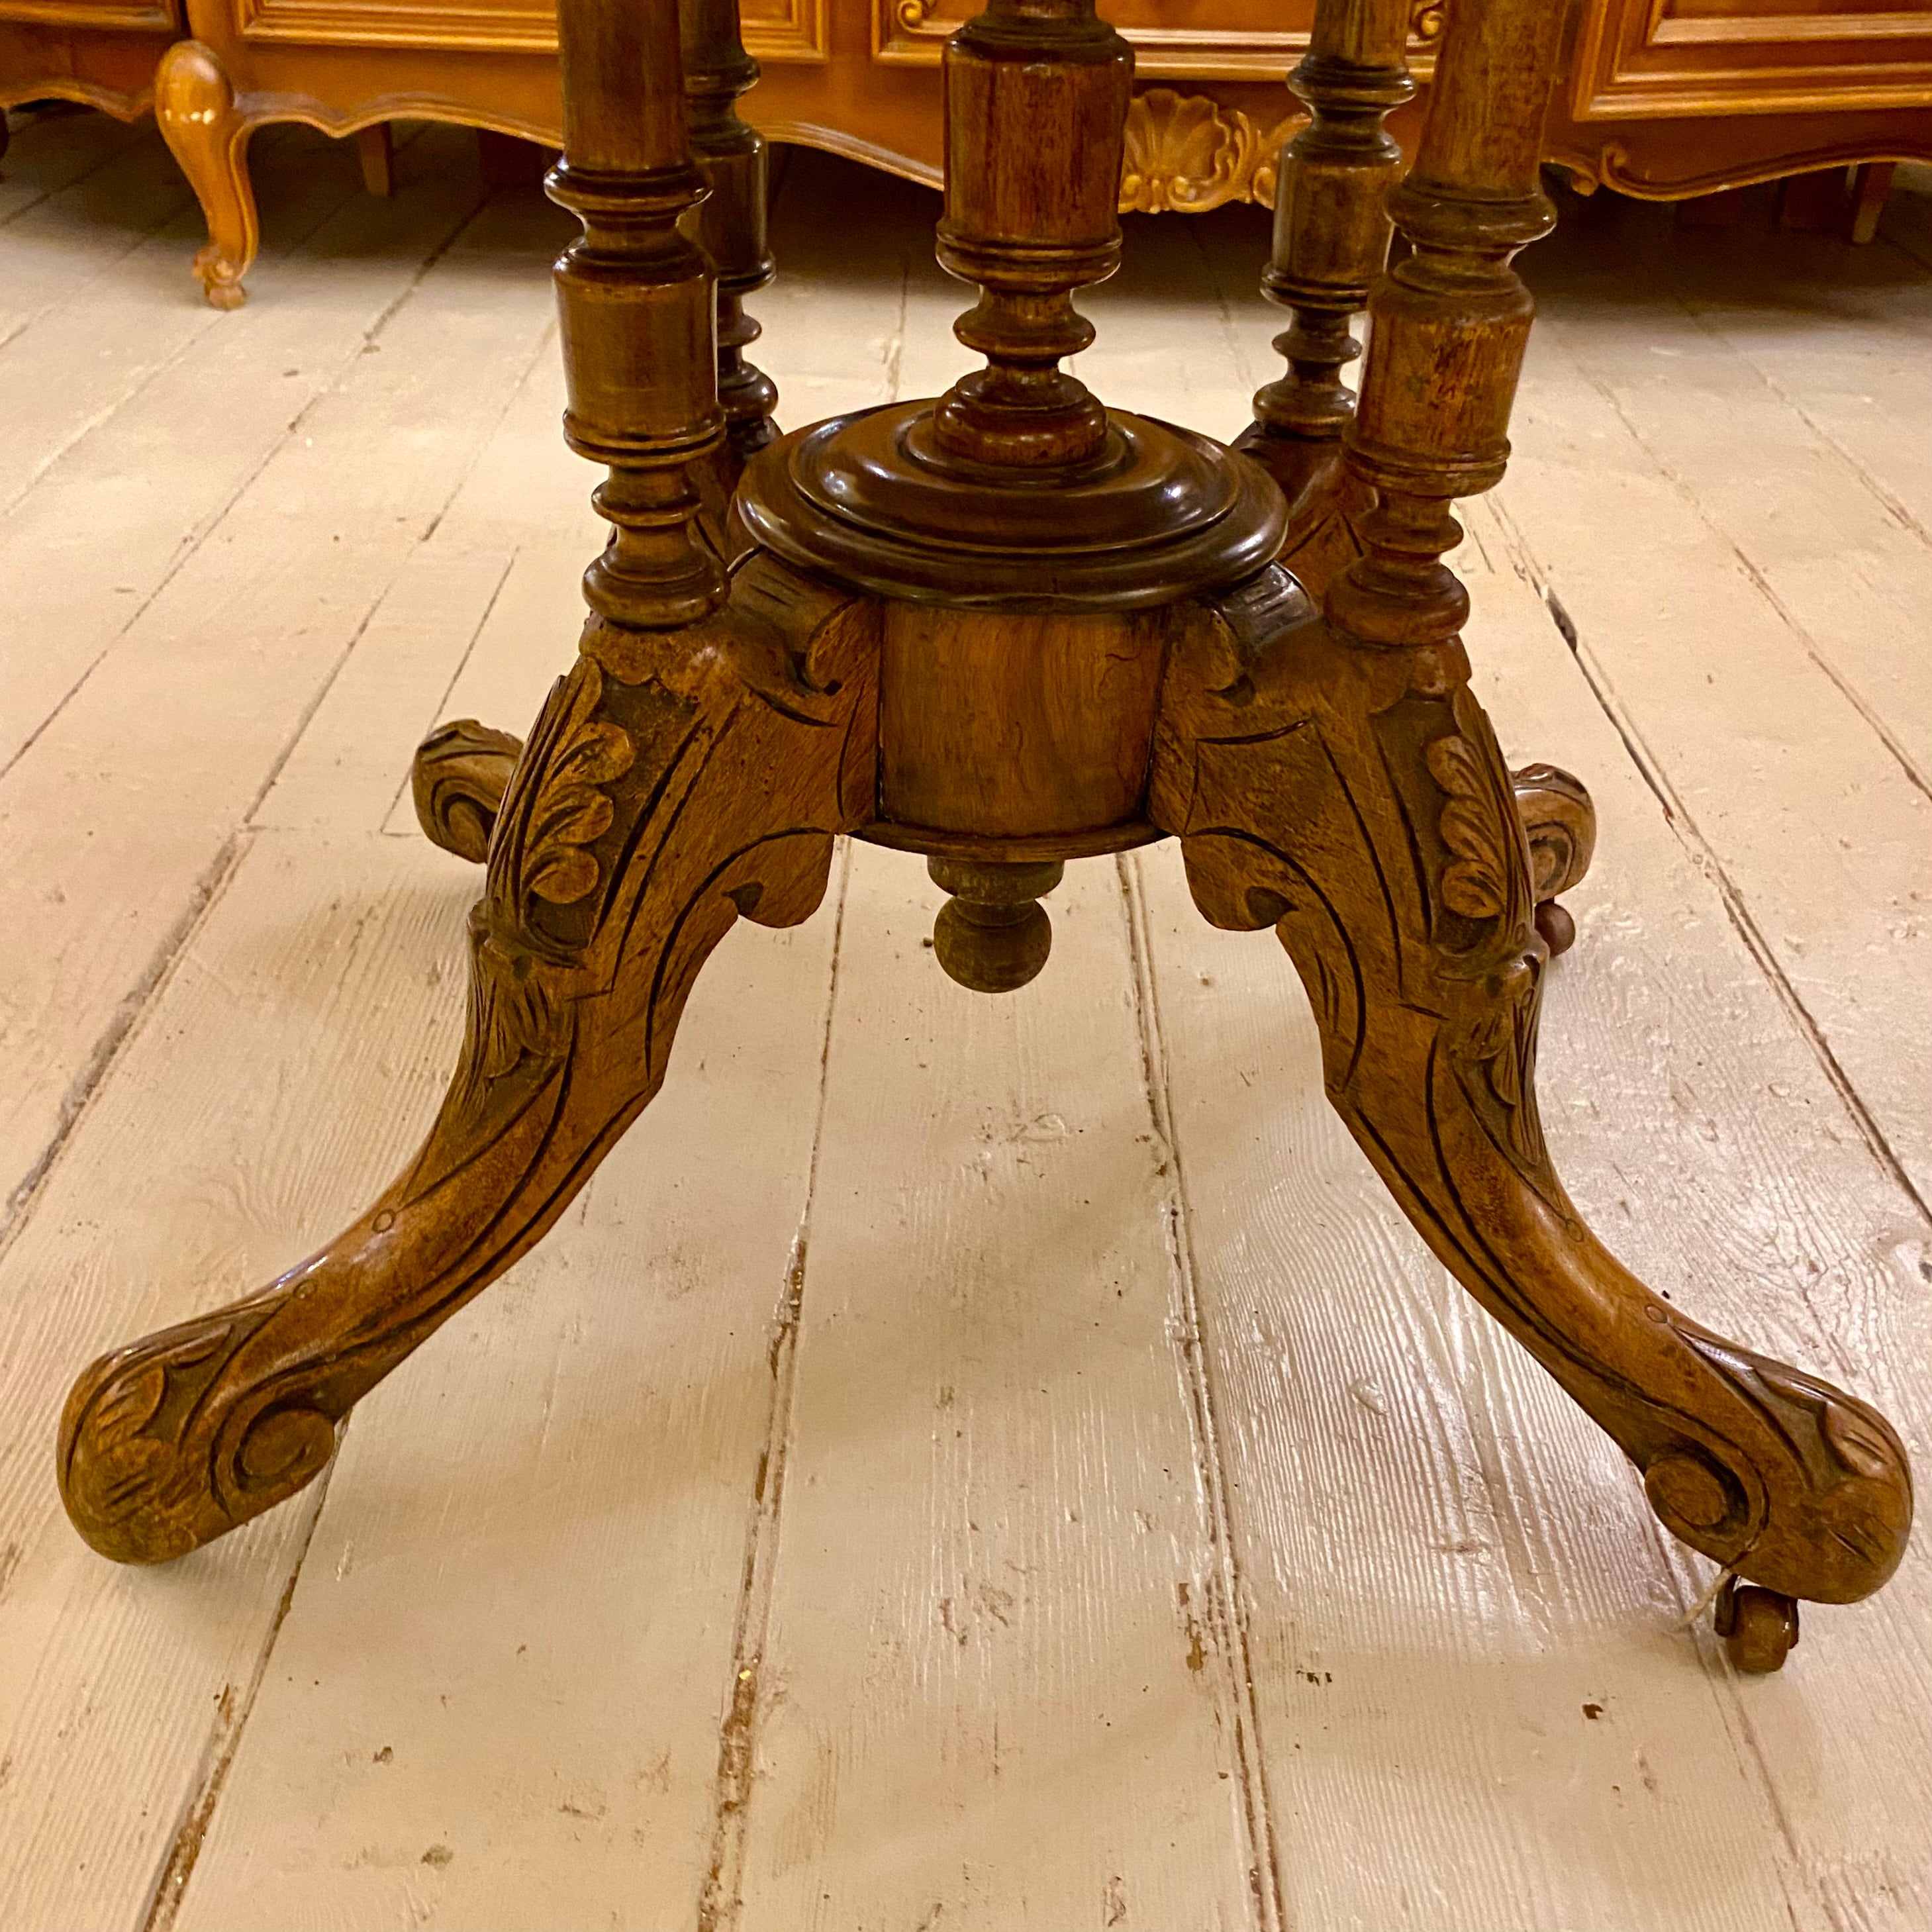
[
  {"left": 491, "top": 659, "right": 634, "bottom": 922},
  {"left": 1425, "top": 731, "right": 1512, "bottom": 920},
  {"left": 1120, "top": 89, "right": 1304, "bottom": 215},
  {"left": 468, "top": 658, "right": 636, "bottom": 1081},
  {"left": 469, "top": 915, "right": 565, "bottom": 1081},
  {"left": 1457, "top": 955, "right": 1547, "bottom": 1172}
]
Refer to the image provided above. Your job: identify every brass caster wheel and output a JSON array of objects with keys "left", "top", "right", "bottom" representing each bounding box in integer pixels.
[{"left": 1715, "top": 1576, "right": 1801, "bottom": 1674}]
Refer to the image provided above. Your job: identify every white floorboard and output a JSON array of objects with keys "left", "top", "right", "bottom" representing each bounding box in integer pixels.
[{"left": 0, "top": 127, "right": 1925, "bottom": 1932}]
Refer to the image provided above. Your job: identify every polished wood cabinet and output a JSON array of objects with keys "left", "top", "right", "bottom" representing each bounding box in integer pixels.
[
  {"left": 5, "top": 0, "right": 1930, "bottom": 303},
  {"left": 1, "top": 0, "right": 181, "bottom": 126},
  {"left": 1561, "top": 0, "right": 1932, "bottom": 194}
]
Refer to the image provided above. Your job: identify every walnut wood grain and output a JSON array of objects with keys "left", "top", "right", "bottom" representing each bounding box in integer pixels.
[{"left": 877, "top": 604, "right": 1167, "bottom": 842}]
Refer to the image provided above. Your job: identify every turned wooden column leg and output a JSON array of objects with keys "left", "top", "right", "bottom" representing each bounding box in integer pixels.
[
  {"left": 410, "top": 0, "right": 777, "bottom": 852},
  {"left": 1153, "top": 579, "right": 1911, "bottom": 1670},
  {"left": 683, "top": 0, "right": 778, "bottom": 475},
  {"left": 1235, "top": 0, "right": 1412, "bottom": 596},
  {"left": 156, "top": 40, "right": 258, "bottom": 311}
]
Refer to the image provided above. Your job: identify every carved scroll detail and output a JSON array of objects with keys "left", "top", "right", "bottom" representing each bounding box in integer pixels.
[
  {"left": 412, "top": 719, "right": 523, "bottom": 864},
  {"left": 1119, "top": 89, "right": 1305, "bottom": 215},
  {"left": 1510, "top": 762, "right": 1596, "bottom": 904}
]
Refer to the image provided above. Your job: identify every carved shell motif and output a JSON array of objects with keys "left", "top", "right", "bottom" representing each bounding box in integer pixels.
[{"left": 1120, "top": 89, "right": 1305, "bottom": 215}]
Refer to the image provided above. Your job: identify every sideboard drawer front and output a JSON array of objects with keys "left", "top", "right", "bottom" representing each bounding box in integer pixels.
[
  {"left": 0, "top": 0, "right": 177, "bottom": 32},
  {"left": 236, "top": 0, "right": 827, "bottom": 62},
  {"left": 1574, "top": 0, "right": 1932, "bottom": 117},
  {"left": 875, "top": 0, "right": 1443, "bottom": 80}
]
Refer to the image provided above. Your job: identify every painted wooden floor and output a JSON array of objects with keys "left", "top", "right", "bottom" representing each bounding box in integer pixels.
[{"left": 1, "top": 107, "right": 1927, "bottom": 1932}]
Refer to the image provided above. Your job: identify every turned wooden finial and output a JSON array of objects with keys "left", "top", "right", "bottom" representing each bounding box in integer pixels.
[
  {"left": 683, "top": 0, "right": 779, "bottom": 462},
  {"left": 930, "top": 858, "right": 1064, "bottom": 993},
  {"left": 930, "top": 0, "right": 1134, "bottom": 470},
  {"left": 548, "top": 0, "right": 729, "bottom": 632},
  {"left": 1248, "top": 0, "right": 1413, "bottom": 446},
  {"left": 1326, "top": 0, "right": 1564, "bottom": 654}
]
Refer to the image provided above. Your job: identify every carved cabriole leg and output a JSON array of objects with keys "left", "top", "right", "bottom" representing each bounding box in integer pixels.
[
  {"left": 156, "top": 40, "right": 257, "bottom": 311},
  {"left": 1235, "top": 0, "right": 1412, "bottom": 599},
  {"left": 1152, "top": 573, "right": 1912, "bottom": 1641},
  {"left": 61, "top": 567, "right": 879, "bottom": 1563},
  {"left": 56, "top": 0, "right": 888, "bottom": 1565},
  {"left": 1158, "top": 0, "right": 1913, "bottom": 1664}
]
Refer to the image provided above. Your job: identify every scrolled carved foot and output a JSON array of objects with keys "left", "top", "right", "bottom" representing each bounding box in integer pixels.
[
  {"left": 1154, "top": 575, "right": 1913, "bottom": 1639},
  {"left": 1715, "top": 1576, "right": 1800, "bottom": 1673},
  {"left": 60, "top": 559, "right": 880, "bottom": 1564},
  {"left": 411, "top": 718, "right": 524, "bottom": 862},
  {"left": 1512, "top": 762, "right": 1595, "bottom": 959},
  {"left": 60, "top": 1290, "right": 338, "bottom": 1563}
]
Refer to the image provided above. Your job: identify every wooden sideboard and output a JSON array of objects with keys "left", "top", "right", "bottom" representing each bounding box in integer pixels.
[
  {"left": 5, "top": 0, "right": 1931, "bottom": 304},
  {"left": 1, "top": 0, "right": 180, "bottom": 130}
]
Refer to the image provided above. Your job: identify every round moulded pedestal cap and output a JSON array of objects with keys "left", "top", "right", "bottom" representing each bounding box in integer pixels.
[{"left": 736, "top": 399, "right": 1288, "bottom": 612}]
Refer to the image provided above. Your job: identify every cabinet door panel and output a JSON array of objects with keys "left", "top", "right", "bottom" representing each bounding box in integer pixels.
[
  {"left": 876, "top": 0, "right": 1441, "bottom": 80},
  {"left": 236, "top": 0, "right": 826, "bottom": 63},
  {"left": 0, "top": 0, "right": 178, "bottom": 32},
  {"left": 1574, "top": 0, "right": 1932, "bottom": 117}
]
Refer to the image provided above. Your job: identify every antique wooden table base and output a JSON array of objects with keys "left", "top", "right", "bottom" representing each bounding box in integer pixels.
[{"left": 58, "top": 0, "right": 1911, "bottom": 1680}]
